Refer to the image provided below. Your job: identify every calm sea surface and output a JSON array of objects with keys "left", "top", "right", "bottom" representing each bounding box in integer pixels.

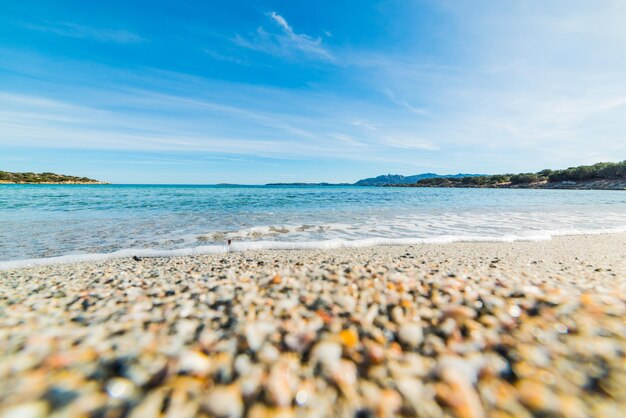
[{"left": 1, "top": 185, "right": 625, "bottom": 264}]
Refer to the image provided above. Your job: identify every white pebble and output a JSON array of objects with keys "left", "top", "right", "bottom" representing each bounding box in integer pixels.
[
  {"left": 312, "top": 341, "right": 342, "bottom": 370},
  {"left": 106, "top": 378, "right": 136, "bottom": 400},
  {"left": 178, "top": 351, "right": 212, "bottom": 376},
  {"left": 398, "top": 322, "right": 424, "bottom": 348},
  {"left": 203, "top": 385, "right": 243, "bottom": 418},
  {"left": 245, "top": 321, "right": 276, "bottom": 352},
  {"left": 0, "top": 402, "right": 48, "bottom": 418}
]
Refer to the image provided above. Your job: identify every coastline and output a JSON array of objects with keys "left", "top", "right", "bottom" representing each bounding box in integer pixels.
[
  {"left": 0, "top": 182, "right": 108, "bottom": 185},
  {"left": 1, "top": 233, "right": 625, "bottom": 416},
  {"left": 389, "top": 179, "right": 626, "bottom": 190}
]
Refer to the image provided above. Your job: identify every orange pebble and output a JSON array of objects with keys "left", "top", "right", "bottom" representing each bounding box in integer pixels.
[
  {"left": 339, "top": 328, "right": 359, "bottom": 349},
  {"left": 316, "top": 309, "right": 333, "bottom": 324}
]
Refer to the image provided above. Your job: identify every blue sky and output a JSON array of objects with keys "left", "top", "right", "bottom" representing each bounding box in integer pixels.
[{"left": 1, "top": 0, "right": 625, "bottom": 184}]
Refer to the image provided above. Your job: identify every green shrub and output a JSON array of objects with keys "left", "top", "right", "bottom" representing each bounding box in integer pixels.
[{"left": 510, "top": 173, "right": 539, "bottom": 184}]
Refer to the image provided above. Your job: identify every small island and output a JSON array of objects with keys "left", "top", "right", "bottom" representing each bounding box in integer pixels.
[
  {"left": 0, "top": 171, "right": 104, "bottom": 184},
  {"left": 389, "top": 161, "right": 626, "bottom": 190}
]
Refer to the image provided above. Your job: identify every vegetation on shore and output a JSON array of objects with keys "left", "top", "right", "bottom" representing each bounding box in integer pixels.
[
  {"left": 0, "top": 171, "right": 102, "bottom": 184},
  {"left": 412, "top": 161, "right": 626, "bottom": 188}
]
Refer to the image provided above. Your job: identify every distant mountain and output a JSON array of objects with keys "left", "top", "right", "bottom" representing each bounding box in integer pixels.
[
  {"left": 266, "top": 182, "right": 351, "bottom": 186},
  {"left": 354, "top": 173, "right": 483, "bottom": 186}
]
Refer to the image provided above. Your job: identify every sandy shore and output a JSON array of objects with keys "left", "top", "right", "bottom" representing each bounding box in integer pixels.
[{"left": 1, "top": 234, "right": 625, "bottom": 417}]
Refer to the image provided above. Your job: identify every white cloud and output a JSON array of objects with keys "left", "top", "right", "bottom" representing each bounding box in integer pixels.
[
  {"left": 349, "top": 120, "right": 378, "bottom": 131},
  {"left": 203, "top": 49, "right": 249, "bottom": 65},
  {"left": 383, "top": 89, "right": 429, "bottom": 116},
  {"left": 23, "top": 22, "right": 144, "bottom": 43},
  {"left": 336, "top": 1, "right": 626, "bottom": 170},
  {"left": 381, "top": 136, "right": 440, "bottom": 151},
  {"left": 330, "top": 133, "right": 367, "bottom": 146},
  {"left": 232, "top": 12, "right": 332, "bottom": 61},
  {"left": 268, "top": 12, "right": 291, "bottom": 32}
]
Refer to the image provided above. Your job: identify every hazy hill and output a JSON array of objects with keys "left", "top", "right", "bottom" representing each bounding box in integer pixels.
[{"left": 354, "top": 173, "right": 482, "bottom": 186}]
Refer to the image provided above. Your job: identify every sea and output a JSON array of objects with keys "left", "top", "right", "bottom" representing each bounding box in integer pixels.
[{"left": 1, "top": 184, "right": 625, "bottom": 269}]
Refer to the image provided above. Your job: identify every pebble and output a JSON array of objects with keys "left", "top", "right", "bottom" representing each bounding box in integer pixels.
[
  {"left": 178, "top": 350, "right": 212, "bottom": 376},
  {"left": 202, "top": 385, "right": 243, "bottom": 418},
  {"left": 0, "top": 239, "right": 624, "bottom": 417},
  {"left": 311, "top": 341, "right": 342, "bottom": 371},
  {"left": 397, "top": 322, "right": 424, "bottom": 348},
  {"left": 105, "top": 378, "right": 136, "bottom": 400},
  {"left": 245, "top": 321, "right": 276, "bottom": 352},
  {"left": 339, "top": 328, "right": 359, "bottom": 349},
  {"left": 0, "top": 402, "right": 48, "bottom": 418}
]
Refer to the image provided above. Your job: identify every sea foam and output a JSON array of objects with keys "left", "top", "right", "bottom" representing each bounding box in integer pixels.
[{"left": 2, "top": 226, "right": 625, "bottom": 271}]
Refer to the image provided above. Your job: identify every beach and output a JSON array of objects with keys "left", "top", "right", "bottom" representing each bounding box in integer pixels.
[
  {"left": 4, "top": 0, "right": 626, "bottom": 416},
  {"left": 1, "top": 233, "right": 625, "bottom": 417}
]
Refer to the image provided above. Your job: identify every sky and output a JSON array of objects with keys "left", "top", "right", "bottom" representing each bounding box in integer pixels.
[{"left": 1, "top": 0, "right": 625, "bottom": 184}]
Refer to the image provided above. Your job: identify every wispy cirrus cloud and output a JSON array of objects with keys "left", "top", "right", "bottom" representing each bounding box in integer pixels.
[
  {"left": 203, "top": 49, "right": 249, "bottom": 65},
  {"left": 232, "top": 12, "right": 332, "bottom": 61},
  {"left": 383, "top": 89, "right": 430, "bottom": 117},
  {"left": 380, "top": 136, "right": 440, "bottom": 151},
  {"left": 23, "top": 21, "right": 143, "bottom": 43},
  {"left": 349, "top": 120, "right": 378, "bottom": 131}
]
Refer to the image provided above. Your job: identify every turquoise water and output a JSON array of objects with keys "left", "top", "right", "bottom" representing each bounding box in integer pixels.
[{"left": 1, "top": 185, "right": 625, "bottom": 267}]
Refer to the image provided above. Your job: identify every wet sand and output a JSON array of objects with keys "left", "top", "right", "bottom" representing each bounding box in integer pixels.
[{"left": 1, "top": 234, "right": 625, "bottom": 417}]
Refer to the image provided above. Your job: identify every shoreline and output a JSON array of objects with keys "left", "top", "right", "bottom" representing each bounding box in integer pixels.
[
  {"left": 1, "top": 233, "right": 625, "bottom": 416},
  {"left": 2, "top": 229, "right": 626, "bottom": 272},
  {"left": 389, "top": 178, "right": 626, "bottom": 190},
  {"left": 0, "top": 182, "right": 108, "bottom": 185}
]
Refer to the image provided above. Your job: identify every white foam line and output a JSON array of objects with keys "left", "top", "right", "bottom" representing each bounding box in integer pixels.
[
  {"left": 1, "top": 227, "right": 625, "bottom": 272},
  {"left": 0, "top": 246, "right": 227, "bottom": 271}
]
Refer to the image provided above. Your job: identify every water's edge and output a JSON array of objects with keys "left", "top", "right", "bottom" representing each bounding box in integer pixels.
[{"left": 2, "top": 227, "right": 625, "bottom": 272}]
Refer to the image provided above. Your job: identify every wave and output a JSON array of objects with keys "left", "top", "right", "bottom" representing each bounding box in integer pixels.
[{"left": 2, "top": 226, "right": 625, "bottom": 272}]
